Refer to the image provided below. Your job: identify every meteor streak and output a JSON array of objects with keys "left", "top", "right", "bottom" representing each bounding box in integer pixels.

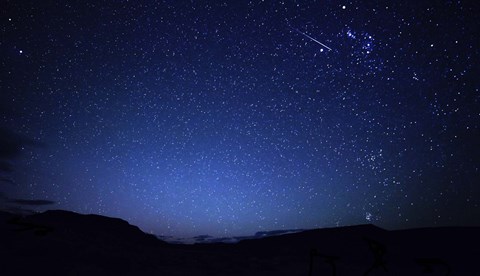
[{"left": 288, "top": 25, "right": 332, "bottom": 51}]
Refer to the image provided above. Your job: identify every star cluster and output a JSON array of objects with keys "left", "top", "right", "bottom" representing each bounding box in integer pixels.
[{"left": 1, "top": 0, "right": 479, "bottom": 237}]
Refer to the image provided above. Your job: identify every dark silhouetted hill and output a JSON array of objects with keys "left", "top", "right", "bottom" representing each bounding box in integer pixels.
[
  {"left": 1, "top": 210, "right": 479, "bottom": 275},
  {"left": 0, "top": 210, "right": 169, "bottom": 275}
]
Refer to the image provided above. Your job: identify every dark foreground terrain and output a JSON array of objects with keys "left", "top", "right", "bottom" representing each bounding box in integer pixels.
[{"left": 0, "top": 210, "right": 478, "bottom": 275}]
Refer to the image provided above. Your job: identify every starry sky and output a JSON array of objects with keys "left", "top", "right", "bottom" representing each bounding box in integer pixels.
[{"left": 1, "top": 0, "right": 479, "bottom": 238}]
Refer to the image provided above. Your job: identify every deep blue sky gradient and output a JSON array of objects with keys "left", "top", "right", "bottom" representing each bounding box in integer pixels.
[{"left": 1, "top": 0, "right": 479, "bottom": 237}]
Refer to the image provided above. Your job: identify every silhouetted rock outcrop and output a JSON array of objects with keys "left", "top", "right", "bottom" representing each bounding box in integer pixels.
[
  {"left": 19, "top": 210, "right": 163, "bottom": 246},
  {"left": 0, "top": 210, "right": 168, "bottom": 275}
]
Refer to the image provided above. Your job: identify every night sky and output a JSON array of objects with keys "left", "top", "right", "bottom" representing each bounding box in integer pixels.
[{"left": 1, "top": 0, "right": 479, "bottom": 238}]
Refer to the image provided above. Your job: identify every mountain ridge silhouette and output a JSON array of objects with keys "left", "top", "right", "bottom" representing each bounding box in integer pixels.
[{"left": 1, "top": 209, "right": 478, "bottom": 275}]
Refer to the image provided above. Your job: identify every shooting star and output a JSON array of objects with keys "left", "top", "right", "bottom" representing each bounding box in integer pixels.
[{"left": 288, "top": 25, "right": 332, "bottom": 51}]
